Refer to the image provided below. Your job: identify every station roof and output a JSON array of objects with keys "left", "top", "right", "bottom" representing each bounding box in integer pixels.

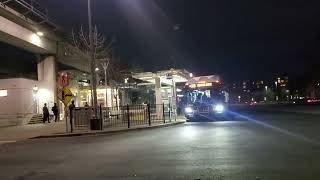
[
  {"left": 132, "top": 69, "right": 191, "bottom": 86},
  {"left": 187, "top": 75, "right": 221, "bottom": 84}
]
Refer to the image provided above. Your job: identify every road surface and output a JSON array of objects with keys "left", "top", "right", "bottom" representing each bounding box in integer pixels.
[{"left": 1, "top": 106, "right": 320, "bottom": 179}]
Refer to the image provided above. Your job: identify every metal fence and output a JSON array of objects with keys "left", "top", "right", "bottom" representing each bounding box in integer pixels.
[{"left": 71, "top": 104, "right": 175, "bottom": 132}]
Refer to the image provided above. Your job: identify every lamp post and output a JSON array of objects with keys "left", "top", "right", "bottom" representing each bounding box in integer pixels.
[
  {"left": 102, "top": 59, "right": 109, "bottom": 107},
  {"left": 88, "top": 0, "right": 98, "bottom": 117}
]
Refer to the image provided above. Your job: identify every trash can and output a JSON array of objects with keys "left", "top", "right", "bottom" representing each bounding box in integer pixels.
[{"left": 90, "top": 118, "right": 102, "bottom": 130}]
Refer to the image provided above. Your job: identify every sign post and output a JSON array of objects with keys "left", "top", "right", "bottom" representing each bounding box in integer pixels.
[{"left": 57, "top": 87, "right": 73, "bottom": 132}]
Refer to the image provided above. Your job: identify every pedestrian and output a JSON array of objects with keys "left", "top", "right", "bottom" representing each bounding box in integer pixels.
[
  {"left": 51, "top": 103, "right": 59, "bottom": 122},
  {"left": 43, "top": 103, "right": 50, "bottom": 123},
  {"left": 84, "top": 102, "right": 89, "bottom": 107},
  {"left": 68, "top": 100, "right": 76, "bottom": 132}
]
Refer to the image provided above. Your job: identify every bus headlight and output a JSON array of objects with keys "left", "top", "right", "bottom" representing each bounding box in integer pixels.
[
  {"left": 185, "top": 107, "right": 194, "bottom": 113},
  {"left": 214, "top": 104, "right": 225, "bottom": 113}
]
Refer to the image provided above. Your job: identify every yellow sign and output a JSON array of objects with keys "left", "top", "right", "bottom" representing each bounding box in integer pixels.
[{"left": 57, "top": 88, "right": 73, "bottom": 106}]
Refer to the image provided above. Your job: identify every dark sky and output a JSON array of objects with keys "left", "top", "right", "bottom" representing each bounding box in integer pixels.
[{"left": 38, "top": 0, "right": 320, "bottom": 81}]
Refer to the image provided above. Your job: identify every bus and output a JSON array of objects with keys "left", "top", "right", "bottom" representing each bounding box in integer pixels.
[{"left": 182, "top": 75, "right": 230, "bottom": 121}]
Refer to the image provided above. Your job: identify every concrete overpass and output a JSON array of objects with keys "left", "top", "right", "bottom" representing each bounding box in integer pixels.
[
  {"left": 0, "top": 0, "right": 90, "bottom": 72},
  {"left": 0, "top": 0, "right": 90, "bottom": 126}
]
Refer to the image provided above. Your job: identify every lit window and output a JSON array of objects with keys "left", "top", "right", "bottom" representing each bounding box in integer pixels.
[{"left": 0, "top": 90, "right": 8, "bottom": 97}]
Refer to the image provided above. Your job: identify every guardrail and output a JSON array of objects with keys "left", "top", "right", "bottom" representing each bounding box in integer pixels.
[
  {"left": 0, "top": 0, "right": 58, "bottom": 30},
  {"left": 71, "top": 104, "right": 176, "bottom": 132}
]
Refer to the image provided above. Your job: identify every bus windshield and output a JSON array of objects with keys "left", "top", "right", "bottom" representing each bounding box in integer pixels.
[{"left": 186, "top": 85, "right": 226, "bottom": 104}]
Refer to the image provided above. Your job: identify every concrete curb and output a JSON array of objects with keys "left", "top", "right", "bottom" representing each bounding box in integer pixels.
[{"left": 31, "top": 121, "right": 185, "bottom": 139}]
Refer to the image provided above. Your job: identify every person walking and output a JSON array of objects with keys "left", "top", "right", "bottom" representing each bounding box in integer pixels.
[
  {"left": 43, "top": 103, "right": 50, "bottom": 123},
  {"left": 51, "top": 103, "right": 59, "bottom": 122},
  {"left": 68, "top": 100, "right": 76, "bottom": 132}
]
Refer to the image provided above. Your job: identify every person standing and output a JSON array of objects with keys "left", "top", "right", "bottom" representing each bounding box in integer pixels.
[
  {"left": 68, "top": 100, "right": 76, "bottom": 132},
  {"left": 43, "top": 103, "right": 50, "bottom": 123},
  {"left": 51, "top": 103, "right": 59, "bottom": 122}
]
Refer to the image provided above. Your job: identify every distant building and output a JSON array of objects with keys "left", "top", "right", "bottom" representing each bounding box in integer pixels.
[
  {"left": 275, "top": 76, "right": 289, "bottom": 88},
  {"left": 230, "top": 80, "right": 273, "bottom": 103},
  {"left": 275, "top": 76, "right": 290, "bottom": 101}
]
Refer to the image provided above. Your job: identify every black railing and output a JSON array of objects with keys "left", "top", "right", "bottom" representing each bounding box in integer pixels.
[
  {"left": 71, "top": 104, "right": 175, "bottom": 132},
  {"left": 0, "top": 0, "right": 58, "bottom": 30}
]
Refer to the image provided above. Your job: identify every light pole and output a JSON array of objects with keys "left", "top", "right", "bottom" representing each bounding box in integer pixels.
[
  {"left": 88, "top": 0, "right": 98, "bottom": 117},
  {"left": 101, "top": 58, "right": 109, "bottom": 107}
]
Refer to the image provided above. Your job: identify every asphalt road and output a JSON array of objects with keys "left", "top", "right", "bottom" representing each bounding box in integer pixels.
[{"left": 1, "top": 106, "right": 320, "bottom": 180}]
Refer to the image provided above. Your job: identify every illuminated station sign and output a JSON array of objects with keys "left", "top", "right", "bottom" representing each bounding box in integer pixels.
[
  {"left": 186, "top": 75, "right": 220, "bottom": 89},
  {"left": 188, "top": 81, "right": 219, "bottom": 89}
]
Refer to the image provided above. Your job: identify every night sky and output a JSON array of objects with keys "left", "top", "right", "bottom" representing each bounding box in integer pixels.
[{"left": 10, "top": 0, "right": 320, "bottom": 81}]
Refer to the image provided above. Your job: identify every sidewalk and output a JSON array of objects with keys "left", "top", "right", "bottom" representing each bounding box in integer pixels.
[
  {"left": 0, "top": 121, "right": 66, "bottom": 144},
  {"left": 0, "top": 118, "right": 185, "bottom": 145}
]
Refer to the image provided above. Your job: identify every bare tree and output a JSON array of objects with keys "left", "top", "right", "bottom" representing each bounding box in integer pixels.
[
  {"left": 71, "top": 25, "right": 114, "bottom": 106},
  {"left": 72, "top": 25, "right": 112, "bottom": 61}
]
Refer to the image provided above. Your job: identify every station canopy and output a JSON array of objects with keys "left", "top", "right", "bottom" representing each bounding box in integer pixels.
[
  {"left": 187, "top": 75, "right": 220, "bottom": 85},
  {"left": 132, "top": 69, "right": 191, "bottom": 86}
]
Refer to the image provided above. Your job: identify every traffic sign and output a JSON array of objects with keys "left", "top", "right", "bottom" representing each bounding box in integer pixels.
[
  {"left": 59, "top": 72, "right": 68, "bottom": 87},
  {"left": 57, "top": 88, "right": 73, "bottom": 106}
]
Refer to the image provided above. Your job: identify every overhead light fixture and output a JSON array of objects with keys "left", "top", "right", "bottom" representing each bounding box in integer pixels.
[
  {"left": 95, "top": 67, "right": 99, "bottom": 71},
  {"left": 0, "top": 90, "right": 8, "bottom": 97},
  {"left": 31, "top": 34, "right": 41, "bottom": 46},
  {"left": 36, "top": 31, "right": 44, "bottom": 36}
]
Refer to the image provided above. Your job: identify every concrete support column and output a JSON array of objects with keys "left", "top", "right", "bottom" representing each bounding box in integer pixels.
[
  {"left": 154, "top": 77, "right": 163, "bottom": 118},
  {"left": 37, "top": 56, "right": 57, "bottom": 113},
  {"left": 155, "top": 77, "right": 162, "bottom": 105},
  {"left": 171, "top": 79, "right": 177, "bottom": 117}
]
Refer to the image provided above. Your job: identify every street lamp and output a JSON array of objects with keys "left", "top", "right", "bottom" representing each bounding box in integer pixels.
[{"left": 100, "top": 59, "right": 109, "bottom": 107}]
